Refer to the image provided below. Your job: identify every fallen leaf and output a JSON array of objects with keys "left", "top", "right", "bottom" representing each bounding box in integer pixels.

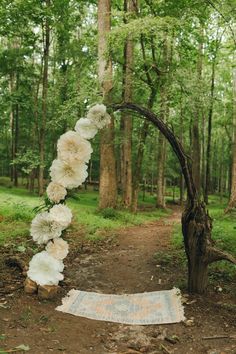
[{"left": 14, "top": 344, "right": 30, "bottom": 351}]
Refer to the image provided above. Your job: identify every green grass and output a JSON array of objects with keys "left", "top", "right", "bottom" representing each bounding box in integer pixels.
[
  {"left": 172, "top": 194, "right": 236, "bottom": 279},
  {"left": 0, "top": 186, "right": 40, "bottom": 244},
  {"left": 0, "top": 186, "right": 168, "bottom": 245},
  {"left": 68, "top": 190, "right": 168, "bottom": 240}
]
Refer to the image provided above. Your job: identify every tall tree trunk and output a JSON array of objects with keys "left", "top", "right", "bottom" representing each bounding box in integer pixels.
[
  {"left": 156, "top": 85, "right": 168, "bottom": 208},
  {"left": 120, "top": 0, "right": 135, "bottom": 208},
  {"left": 192, "top": 35, "right": 202, "bottom": 194},
  {"left": 156, "top": 133, "right": 166, "bottom": 208},
  {"left": 98, "top": 0, "right": 117, "bottom": 208},
  {"left": 14, "top": 73, "right": 19, "bottom": 187},
  {"left": 9, "top": 73, "right": 15, "bottom": 182},
  {"left": 179, "top": 88, "right": 185, "bottom": 205},
  {"left": 156, "top": 36, "right": 170, "bottom": 208},
  {"left": 204, "top": 59, "right": 216, "bottom": 204},
  {"left": 131, "top": 33, "right": 159, "bottom": 212},
  {"left": 38, "top": 0, "right": 50, "bottom": 196},
  {"left": 9, "top": 69, "right": 19, "bottom": 186},
  {"left": 201, "top": 111, "right": 206, "bottom": 194},
  {"left": 131, "top": 90, "right": 157, "bottom": 212},
  {"left": 132, "top": 120, "right": 149, "bottom": 211},
  {"left": 225, "top": 64, "right": 236, "bottom": 211}
]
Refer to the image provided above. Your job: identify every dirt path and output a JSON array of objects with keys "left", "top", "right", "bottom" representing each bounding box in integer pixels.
[{"left": 0, "top": 208, "right": 235, "bottom": 354}]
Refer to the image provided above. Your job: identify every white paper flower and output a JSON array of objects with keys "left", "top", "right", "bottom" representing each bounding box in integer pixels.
[
  {"left": 57, "top": 131, "right": 93, "bottom": 164},
  {"left": 87, "top": 104, "right": 111, "bottom": 129},
  {"left": 30, "top": 212, "right": 63, "bottom": 244},
  {"left": 75, "top": 118, "right": 98, "bottom": 139},
  {"left": 50, "top": 159, "right": 88, "bottom": 189},
  {"left": 46, "top": 238, "right": 69, "bottom": 260},
  {"left": 46, "top": 182, "right": 67, "bottom": 204},
  {"left": 50, "top": 204, "right": 72, "bottom": 229},
  {"left": 27, "top": 251, "right": 64, "bottom": 286}
]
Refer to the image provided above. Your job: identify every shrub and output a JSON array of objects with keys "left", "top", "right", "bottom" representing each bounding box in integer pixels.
[{"left": 98, "top": 207, "right": 119, "bottom": 220}]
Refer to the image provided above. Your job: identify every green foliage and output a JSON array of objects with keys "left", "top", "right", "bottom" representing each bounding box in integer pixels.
[
  {"left": 12, "top": 150, "right": 40, "bottom": 175},
  {"left": 108, "top": 15, "right": 179, "bottom": 50}
]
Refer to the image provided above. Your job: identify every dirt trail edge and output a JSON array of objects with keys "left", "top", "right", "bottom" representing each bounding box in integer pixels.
[{"left": 0, "top": 207, "right": 235, "bottom": 354}]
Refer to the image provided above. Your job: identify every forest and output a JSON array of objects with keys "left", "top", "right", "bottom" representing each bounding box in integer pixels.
[{"left": 0, "top": 0, "right": 235, "bottom": 353}]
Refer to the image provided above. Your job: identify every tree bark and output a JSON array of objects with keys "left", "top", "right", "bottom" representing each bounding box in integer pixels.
[
  {"left": 132, "top": 120, "right": 149, "bottom": 212},
  {"left": 113, "top": 102, "right": 236, "bottom": 293},
  {"left": 192, "top": 35, "right": 202, "bottom": 194},
  {"left": 156, "top": 133, "right": 166, "bottom": 208},
  {"left": 98, "top": 0, "right": 117, "bottom": 209},
  {"left": 156, "top": 85, "right": 167, "bottom": 208},
  {"left": 120, "top": 0, "right": 135, "bottom": 208},
  {"left": 204, "top": 59, "right": 216, "bottom": 204},
  {"left": 179, "top": 88, "right": 185, "bottom": 205},
  {"left": 225, "top": 64, "right": 236, "bottom": 211},
  {"left": 38, "top": 0, "right": 50, "bottom": 196},
  {"left": 156, "top": 34, "right": 172, "bottom": 208},
  {"left": 131, "top": 33, "right": 159, "bottom": 212}
]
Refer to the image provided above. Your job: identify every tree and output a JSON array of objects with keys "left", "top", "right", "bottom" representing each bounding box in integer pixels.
[
  {"left": 191, "top": 27, "right": 203, "bottom": 195},
  {"left": 120, "top": 0, "right": 136, "bottom": 208},
  {"left": 226, "top": 57, "right": 236, "bottom": 211},
  {"left": 98, "top": 0, "right": 117, "bottom": 208},
  {"left": 113, "top": 102, "right": 236, "bottom": 293},
  {"left": 204, "top": 25, "right": 224, "bottom": 204},
  {"left": 38, "top": 0, "right": 50, "bottom": 196},
  {"left": 156, "top": 35, "right": 171, "bottom": 208}
]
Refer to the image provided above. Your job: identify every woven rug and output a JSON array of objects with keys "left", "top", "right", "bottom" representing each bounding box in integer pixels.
[{"left": 56, "top": 288, "right": 185, "bottom": 325}]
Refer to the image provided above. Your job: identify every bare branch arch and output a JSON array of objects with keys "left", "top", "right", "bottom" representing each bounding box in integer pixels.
[{"left": 112, "top": 102, "right": 236, "bottom": 293}]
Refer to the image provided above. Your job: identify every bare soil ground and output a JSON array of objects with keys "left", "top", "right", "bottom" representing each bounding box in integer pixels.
[{"left": 0, "top": 207, "right": 235, "bottom": 354}]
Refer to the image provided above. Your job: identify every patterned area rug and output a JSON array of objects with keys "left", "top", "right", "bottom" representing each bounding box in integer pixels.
[{"left": 56, "top": 288, "right": 185, "bottom": 325}]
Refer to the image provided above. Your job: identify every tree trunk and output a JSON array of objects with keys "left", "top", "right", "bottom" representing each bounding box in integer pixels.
[
  {"left": 120, "top": 0, "right": 135, "bottom": 208},
  {"left": 156, "top": 133, "right": 166, "bottom": 208},
  {"left": 131, "top": 31, "right": 160, "bottom": 212},
  {"left": 113, "top": 103, "right": 236, "bottom": 293},
  {"left": 13, "top": 72, "right": 20, "bottom": 187},
  {"left": 98, "top": 0, "right": 117, "bottom": 209},
  {"left": 204, "top": 59, "right": 216, "bottom": 204},
  {"left": 192, "top": 36, "right": 203, "bottom": 194},
  {"left": 179, "top": 88, "right": 185, "bottom": 205},
  {"left": 29, "top": 169, "right": 36, "bottom": 193},
  {"left": 38, "top": 0, "right": 50, "bottom": 196},
  {"left": 131, "top": 121, "right": 148, "bottom": 212},
  {"left": 9, "top": 74, "right": 15, "bottom": 183},
  {"left": 156, "top": 36, "right": 171, "bottom": 208},
  {"left": 225, "top": 63, "right": 236, "bottom": 211}
]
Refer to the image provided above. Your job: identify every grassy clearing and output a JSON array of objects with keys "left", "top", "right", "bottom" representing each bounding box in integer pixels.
[
  {"left": 0, "top": 186, "right": 168, "bottom": 245},
  {"left": 172, "top": 195, "right": 236, "bottom": 280}
]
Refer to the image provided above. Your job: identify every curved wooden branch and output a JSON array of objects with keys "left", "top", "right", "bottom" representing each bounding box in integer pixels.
[
  {"left": 112, "top": 102, "right": 197, "bottom": 204},
  {"left": 207, "top": 247, "right": 236, "bottom": 265},
  {"left": 111, "top": 102, "right": 236, "bottom": 292}
]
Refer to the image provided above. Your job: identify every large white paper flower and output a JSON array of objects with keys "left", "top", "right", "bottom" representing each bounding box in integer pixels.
[
  {"left": 87, "top": 104, "right": 111, "bottom": 129},
  {"left": 30, "top": 212, "right": 63, "bottom": 244},
  {"left": 50, "top": 204, "right": 72, "bottom": 229},
  {"left": 57, "top": 131, "right": 93, "bottom": 164},
  {"left": 27, "top": 251, "right": 64, "bottom": 286},
  {"left": 46, "top": 182, "right": 67, "bottom": 204},
  {"left": 46, "top": 238, "right": 69, "bottom": 260},
  {"left": 50, "top": 159, "right": 88, "bottom": 189},
  {"left": 75, "top": 118, "right": 98, "bottom": 139}
]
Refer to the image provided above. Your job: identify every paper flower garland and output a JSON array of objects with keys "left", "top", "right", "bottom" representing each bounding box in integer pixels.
[{"left": 27, "top": 104, "right": 111, "bottom": 287}]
